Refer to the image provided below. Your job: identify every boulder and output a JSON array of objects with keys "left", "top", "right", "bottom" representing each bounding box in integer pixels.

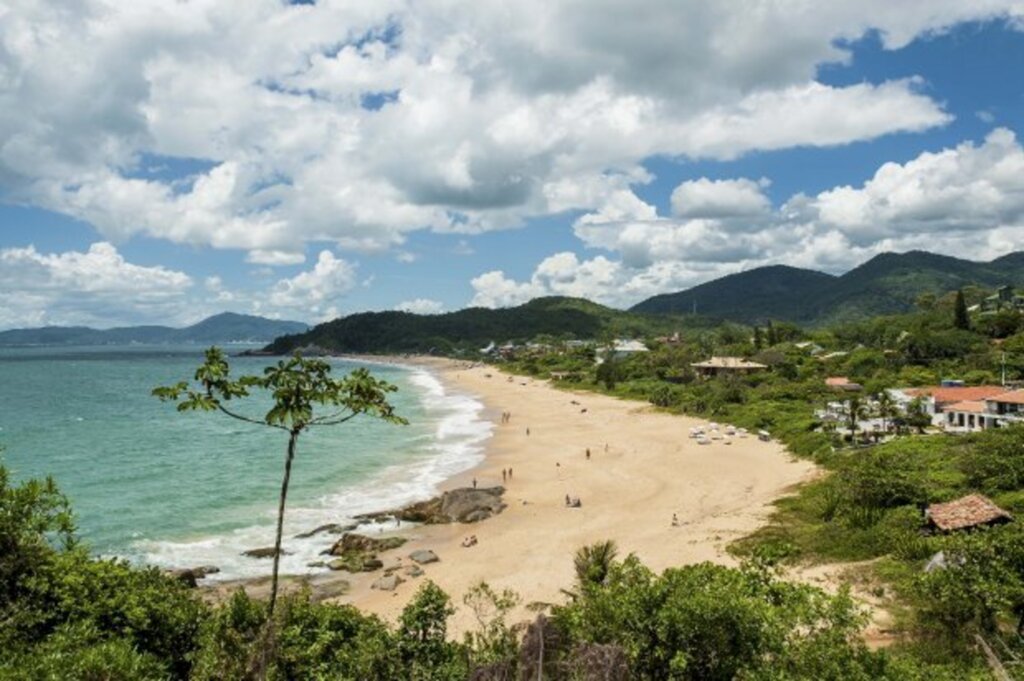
[
  {"left": 439, "top": 487, "right": 507, "bottom": 523},
  {"left": 362, "top": 558, "right": 384, "bottom": 572},
  {"left": 326, "top": 558, "right": 348, "bottom": 571},
  {"left": 295, "top": 522, "right": 357, "bottom": 539},
  {"left": 307, "top": 560, "right": 327, "bottom": 568},
  {"left": 404, "top": 565, "right": 425, "bottom": 577},
  {"left": 192, "top": 565, "right": 220, "bottom": 578},
  {"left": 242, "top": 547, "right": 290, "bottom": 559},
  {"left": 372, "top": 574, "right": 404, "bottom": 592},
  {"left": 409, "top": 549, "right": 440, "bottom": 565},
  {"left": 163, "top": 569, "right": 198, "bottom": 588},
  {"left": 311, "top": 580, "right": 350, "bottom": 602},
  {"left": 325, "top": 533, "right": 406, "bottom": 556}
]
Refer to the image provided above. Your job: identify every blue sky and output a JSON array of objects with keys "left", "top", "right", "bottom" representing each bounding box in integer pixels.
[{"left": 2, "top": 3, "right": 1024, "bottom": 328}]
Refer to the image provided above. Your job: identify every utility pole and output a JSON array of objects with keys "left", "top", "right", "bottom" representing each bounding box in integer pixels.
[{"left": 1003, "top": 351, "right": 1007, "bottom": 387}]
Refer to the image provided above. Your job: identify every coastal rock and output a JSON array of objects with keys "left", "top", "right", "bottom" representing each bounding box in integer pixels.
[
  {"left": 439, "top": 487, "right": 507, "bottom": 523},
  {"left": 242, "top": 547, "right": 291, "bottom": 559},
  {"left": 362, "top": 558, "right": 384, "bottom": 572},
  {"left": 307, "top": 560, "right": 326, "bottom": 568},
  {"left": 295, "top": 522, "right": 357, "bottom": 539},
  {"left": 363, "top": 487, "right": 507, "bottom": 525},
  {"left": 372, "top": 574, "right": 404, "bottom": 591},
  {"left": 162, "top": 565, "right": 219, "bottom": 587},
  {"left": 325, "top": 533, "right": 407, "bottom": 556},
  {"left": 311, "top": 580, "right": 351, "bottom": 602},
  {"left": 326, "top": 558, "right": 349, "bottom": 571},
  {"left": 409, "top": 549, "right": 440, "bottom": 565},
  {"left": 404, "top": 565, "right": 425, "bottom": 577}
]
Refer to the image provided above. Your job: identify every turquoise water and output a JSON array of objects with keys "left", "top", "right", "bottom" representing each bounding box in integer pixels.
[{"left": 0, "top": 346, "right": 491, "bottom": 578}]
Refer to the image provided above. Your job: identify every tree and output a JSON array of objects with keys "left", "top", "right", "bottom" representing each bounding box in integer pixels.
[
  {"left": 845, "top": 395, "right": 868, "bottom": 442},
  {"left": 753, "top": 326, "right": 763, "bottom": 351},
  {"left": 154, "top": 348, "right": 406, "bottom": 615},
  {"left": 953, "top": 289, "right": 970, "bottom": 330},
  {"left": 574, "top": 540, "right": 618, "bottom": 588},
  {"left": 876, "top": 391, "right": 897, "bottom": 434},
  {"left": 766, "top": 320, "right": 778, "bottom": 346}
]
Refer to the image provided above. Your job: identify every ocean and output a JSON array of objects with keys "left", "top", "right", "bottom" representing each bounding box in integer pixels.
[{"left": 0, "top": 346, "right": 491, "bottom": 579}]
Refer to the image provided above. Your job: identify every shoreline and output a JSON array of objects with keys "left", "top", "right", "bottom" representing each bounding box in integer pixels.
[{"left": 204, "top": 357, "right": 818, "bottom": 633}]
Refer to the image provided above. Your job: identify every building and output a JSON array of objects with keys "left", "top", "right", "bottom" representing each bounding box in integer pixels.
[
  {"left": 942, "top": 388, "right": 1024, "bottom": 431},
  {"left": 691, "top": 356, "right": 767, "bottom": 378},
  {"left": 825, "top": 376, "right": 862, "bottom": 392},
  {"left": 980, "top": 286, "right": 1024, "bottom": 313},
  {"left": 889, "top": 385, "right": 1007, "bottom": 429},
  {"left": 925, "top": 494, "right": 1012, "bottom": 532}
]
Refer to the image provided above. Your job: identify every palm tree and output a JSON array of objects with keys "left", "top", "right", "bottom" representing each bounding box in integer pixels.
[
  {"left": 876, "top": 391, "right": 897, "bottom": 435},
  {"left": 574, "top": 540, "right": 618, "bottom": 588},
  {"left": 846, "top": 395, "right": 868, "bottom": 443}
]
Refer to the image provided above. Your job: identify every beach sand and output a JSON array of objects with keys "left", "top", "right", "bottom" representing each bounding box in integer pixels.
[{"left": 296, "top": 359, "right": 819, "bottom": 633}]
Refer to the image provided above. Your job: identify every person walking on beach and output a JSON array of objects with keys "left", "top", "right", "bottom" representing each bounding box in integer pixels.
[
  {"left": 502, "top": 468, "right": 507, "bottom": 483},
  {"left": 526, "top": 427, "right": 530, "bottom": 436},
  {"left": 672, "top": 513, "right": 679, "bottom": 527},
  {"left": 472, "top": 477, "right": 477, "bottom": 489},
  {"left": 585, "top": 447, "right": 591, "bottom": 460},
  {"left": 508, "top": 467, "right": 513, "bottom": 480}
]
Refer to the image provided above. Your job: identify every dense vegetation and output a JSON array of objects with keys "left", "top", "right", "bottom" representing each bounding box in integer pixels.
[
  {"left": 631, "top": 250, "right": 1024, "bottom": 325},
  {"left": 265, "top": 296, "right": 699, "bottom": 355},
  {"left": 0, "top": 465, "right": 978, "bottom": 679},
  {"left": 0, "top": 313, "right": 308, "bottom": 347}
]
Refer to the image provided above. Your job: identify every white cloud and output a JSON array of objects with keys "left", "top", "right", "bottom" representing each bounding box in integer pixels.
[
  {"left": 395, "top": 298, "right": 445, "bottom": 314},
  {"left": 0, "top": 242, "right": 193, "bottom": 328},
  {"left": 264, "top": 250, "right": 357, "bottom": 321},
  {"left": 473, "top": 128, "right": 1024, "bottom": 308},
  {"left": 671, "top": 178, "right": 771, "bottom": 219},
  {"left": 4, "top": 0, "right": 1017, "bottom": 260}
]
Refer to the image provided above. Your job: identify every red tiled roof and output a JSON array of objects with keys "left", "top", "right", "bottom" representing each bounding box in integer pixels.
[
  {"left": 989, "top": 389, "right": 1024, "bottom": 405},
  {"left": 905, "top": 386, "right": 1007, "bottom": 404},
  {"left": 826, "top": 376, "right": 850, "bottom": 386},
  {"left": 926, "top": 494, "right": 1012, "bottom": 531},
  {"left": 943, "top": 400, "right": 987, "bottom": 414}
]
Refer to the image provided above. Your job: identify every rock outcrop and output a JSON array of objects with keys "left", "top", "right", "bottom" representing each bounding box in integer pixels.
[
  {"left": 372, "top": 574, "right": 404, "bottom": 591},
  {"left": 320, "top": 533, "right": 406, "bottom": 573},
  {"left": 409, "top": 549, "right": 439, "bottom": 564},
  {"left": 295, "top": 522, "right": 357, "bottom": 539},
  {"left": 358, "top": 487, "right": 506, "bottom": 525},
  {"left": 242, "top": 547, "right": 290, "bottom": 559}
]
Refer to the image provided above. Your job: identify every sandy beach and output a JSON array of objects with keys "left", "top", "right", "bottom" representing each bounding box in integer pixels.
[
  {"left": 269, "top": 358, "right": 813, "bottom": 632},
  {"left": 205, "top": 358, "right": 818, "bottom": 633}
]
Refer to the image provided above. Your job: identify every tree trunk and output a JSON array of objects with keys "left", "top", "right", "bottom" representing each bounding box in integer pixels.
[{"left": 268, "top": 430, "right": 298, "bottom": 616}]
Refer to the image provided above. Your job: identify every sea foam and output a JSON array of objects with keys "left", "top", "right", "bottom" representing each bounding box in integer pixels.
[{"left": 132, "top": 364, "right": 493, "bottom": 581}]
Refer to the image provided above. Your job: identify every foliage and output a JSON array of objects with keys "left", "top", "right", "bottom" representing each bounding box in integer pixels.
[{"left": 154, "top": 347, "right": 406, "bottom": 615}]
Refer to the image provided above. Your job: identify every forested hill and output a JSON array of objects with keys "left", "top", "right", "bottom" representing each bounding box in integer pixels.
[
  {"left": 264, "top": 297, "right": 687, "bottom": 354},
  {"left": 0, "top": 313, "right": 309, "bottom": 346},
  {"left": 631, "top": 250, "right": 1024, "bottom": 325}
]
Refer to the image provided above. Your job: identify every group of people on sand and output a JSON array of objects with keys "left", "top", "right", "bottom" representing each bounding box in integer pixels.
[
  {"left": 500, "top": 411, "right": 512, "bottom": 424},
  {"left": 501, "top": 468, "right": 513, "bottom": 483},
  {"left": 461, "top": 535, "right": 478, "bottom": 548},
  {"left": 564, "top": 494, "right": 582, "bottom": 508}
]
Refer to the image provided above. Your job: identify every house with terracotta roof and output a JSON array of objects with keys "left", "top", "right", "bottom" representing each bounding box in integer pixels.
[
  {"left": 889, "top": 385, "right": 1008, "bottom": 429},
  {"left": 925, "top": 494, "right": 1012, "bottom": 532},
  {"left": 691, "top": 356, "right": 767, "bottom": 378},
  {"left": 943, "top": 388, "right": 1024, "bottom": 431}
]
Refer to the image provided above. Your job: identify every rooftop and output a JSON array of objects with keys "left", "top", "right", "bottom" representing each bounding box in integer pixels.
[
  {"left": 943, "top": 400, "right": 987, "bottom": 414},
  {"left": 926, "top": 494, "right": 1012, "bottom": 532},
  {"left": 989, "top": 389, "right": 1024, "bottom": 405},
  {"left": 904, "top": 385, "right": 1007, "bottom": 404},
  {"left": 691, "top": 356, "right": 767, "bottom": 370}
]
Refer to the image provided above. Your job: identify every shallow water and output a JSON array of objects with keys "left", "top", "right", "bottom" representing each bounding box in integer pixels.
[{"left": 0, "top": 346, "right": 491, "bottom": 579}]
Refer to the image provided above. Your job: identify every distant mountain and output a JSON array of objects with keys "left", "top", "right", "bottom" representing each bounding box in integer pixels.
[
  {"left": 631, "top": 250, "right": 1024, "bottom": 325},
  {"left": 631, "top": 265, "right": 836, "bottom": 321},
  {"left": 265, "top": 297, "right": 686, "bottom": 355},
  {"left": 0, "top": 313, "right": 309, "bottom": 346}
]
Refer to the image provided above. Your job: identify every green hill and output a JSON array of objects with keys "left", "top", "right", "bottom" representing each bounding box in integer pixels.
[
  {"left": 264, "top": 297, "right": 687, "bottom": 354},
  {"left": 631, "top": 250, "right": 1024, "bottom": 324},
  {"left": 0, "top": 312, "right": 308, "bottom": 346}
]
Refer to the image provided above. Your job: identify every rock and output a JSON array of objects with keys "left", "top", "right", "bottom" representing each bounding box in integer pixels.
[
  {"left": 326, "top": 533, "right": 407, "bottom": 556},
  {"left": 404, "top": 565, "right": 425, "bottom": 577},
  {"left": 409, "top": 549, "right": 440, "bottom": 564},
  {"left": 242, "top": 547, "right": 290, "bottom": 559},
  {"left": 192, "top": 565, "right": 220, "bottom": 578},
  {"left": 294, "top": 522, "right": 357, "bottom": 539},
  {"left": 307, "top": 560, "right": 326, "bottom": 568},
  {"left": 326, "top": 558, "right": 348, "bottom": 571},
  {"left": 362, "top": 558, "right": 384, "bottom": 571},
  {"left": 439, "top": 487, "right": 507, "bottom": 523},
  {"left": 372, "top": 574, "right": 404, "bottom": 591},
  {"left": 163, "top": 569, "right": 198, "bottom": 588}
]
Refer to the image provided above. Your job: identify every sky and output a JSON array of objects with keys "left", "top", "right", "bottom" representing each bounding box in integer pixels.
[{"left": 2, "top": 2, "right": 1024, "bottom": 329}]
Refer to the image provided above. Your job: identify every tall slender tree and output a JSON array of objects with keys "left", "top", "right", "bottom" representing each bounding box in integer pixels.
[
  {"left": 954, "top": 289, "right": 971, "bottom": 330},
  {"left": 154, "top": 348, "right": 406, "bottom": 615}
]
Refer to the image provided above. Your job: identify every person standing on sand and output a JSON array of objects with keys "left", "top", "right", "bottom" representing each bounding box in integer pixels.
[
  {"left": 502, "top": 468, "right": 507, "bottom": 483},
  {"left": 672, "top": 513, "right": 679, "bottom": 527},
  {"left": 509, "top": 467, "right": 513, "bottom": 480},
  {"left": 472, "top": 477, "right": 477, "bottom": 489},
  {"left": 586, "top": 448, "right": 591, "bottom": 460},
  {"left": 526, "top": 427, "right": 530, "bottom": 436}
]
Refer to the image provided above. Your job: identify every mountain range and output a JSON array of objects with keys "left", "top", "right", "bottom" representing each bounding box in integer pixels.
[
  {"left": 0, "top": 313, "right": 309, "bottom": 347},
  {"left": 631, "top": 250, "right": 1024, "bottom": 324}
]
